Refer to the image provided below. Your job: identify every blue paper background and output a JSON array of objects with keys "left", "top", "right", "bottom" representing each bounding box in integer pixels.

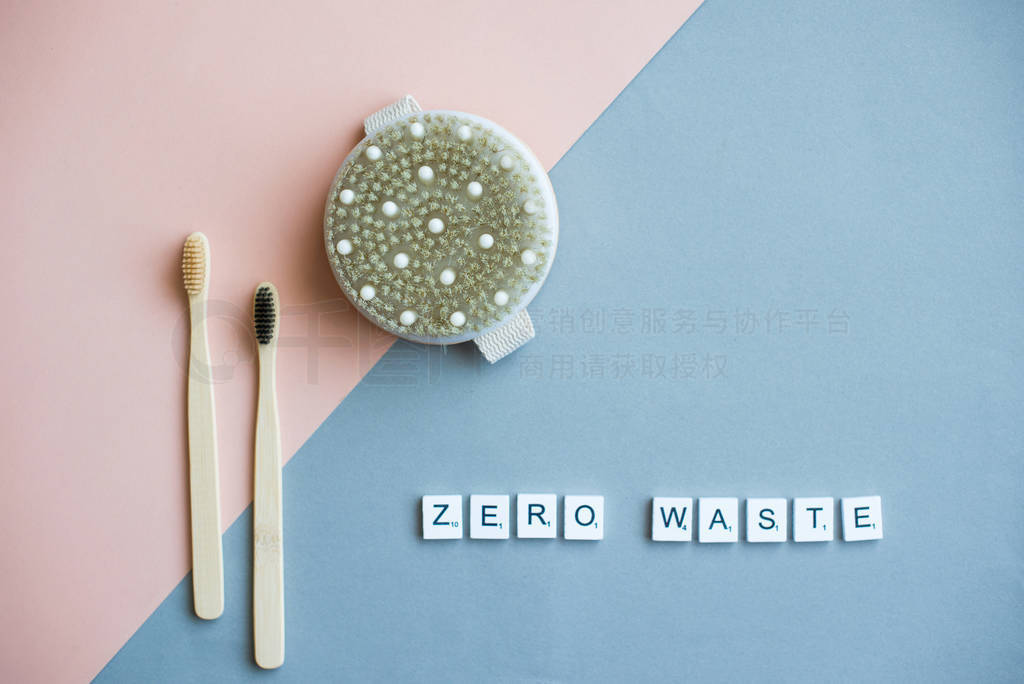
[{"left": 100, "top": 0, "right": 1024, "bottom": 680}]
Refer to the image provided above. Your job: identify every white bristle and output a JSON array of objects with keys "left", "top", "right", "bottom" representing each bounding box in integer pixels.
[
  {"left": 523, "top": 199, "right": 538, "bottom": 215},
  {"left": 393, "top": 252, "right": 409, "bottom": 269},
  {"left": 359, "top": 284, "right": 376, "bottom": 300},
  {"left": 494, "top": 290, "right": 509, "bottom": 306},
  {"left": 337, "top": 239, "right": 353, "bottom": 255},
  {"left": 418, "top": 166, "right": 434, "bottom": 182},
  {"left": 457, "top": 125, "right": 472, "bottom": 141},
  {"left": 478, "top": 233, "right": 494, "bottom": 249},
  {"left": 499, "top": 155, "right": 514, "bottom": 170},
  {"left": 450, "top": 311, "right": 466, "bottom": 327},
  {"left": 467, "top": 181, "right": 482, "bottom": 198},
  {"left": 339, "top": 189, "right": 355, "bottom": 204},
  {"left": 439, "top": 268, "right": 456, "bottom": 286},
  {"left": 366, "top": 145, "right": 382, "bottom": 161},
  {"left": 400, "top": 310, "right": 417, "bottom": 326},
  {"left": 382, "top": 201, "right": 398, "bottom": 217},
  {"left": 409, "top": 122, "right": 425, "bottom": 139},
  {"left": 521, "top": 249, "right": 537, "bottom": 266},
  {"left": 428, "top": 218, "right": 445, "bottom": 234}
]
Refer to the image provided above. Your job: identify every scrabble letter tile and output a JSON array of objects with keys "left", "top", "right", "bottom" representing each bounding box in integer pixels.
[
  {"left": 517, "top": 493, "right": 557, "bottom": 538},
  {"left": 469, "top": 494, "right": 510, "bottom": 539},
  {"left": 564, "top": 495, "right": 604, "bottom": 540},
  {"left": 652, "top": 497, "right": 693, "bottom": 542},
  {"left": 793, "top": 497, "right": 834, "bottom": 542},
  {"left": 841, "top": 495, "right": 883, "bottom": 541},
  {"left": 746, "top": 498, "right": 788, "bottom": 542},
  {"left": 422, "top": 495, "right": 462, "bottom": 539},
  {"left": 698, "top": 497, "right": 738, "bottom": 543}
]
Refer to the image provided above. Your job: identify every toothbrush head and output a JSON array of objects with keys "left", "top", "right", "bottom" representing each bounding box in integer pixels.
[
  {"left": 324, "top": 110, "right": 558, "bottom": 345},
  {"left": 253, "top": 282, "right": 279, "bottom": 345},
  {"left": 182, "top": 232, "right": 210, "bottom": 297}
]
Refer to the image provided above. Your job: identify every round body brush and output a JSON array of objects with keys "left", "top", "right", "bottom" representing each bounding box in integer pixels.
[{"left": 324, "top": 95, "right": 558, "bottom": 362}]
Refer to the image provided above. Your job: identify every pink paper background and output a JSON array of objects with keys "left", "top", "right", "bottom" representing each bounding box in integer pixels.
[{"left": 0, "top": 1, "right": 701, "bottom": 681}]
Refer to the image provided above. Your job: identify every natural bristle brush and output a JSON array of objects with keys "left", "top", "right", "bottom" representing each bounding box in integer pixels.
[
  {"left": 252, "top": 282, "right": 284, "bottom": 669},
  {"left": 324, "top": 95, "right": 559, "bottom": 362},
  {"left": 182, "top": 232, "right": 224, "bottom": 620}
]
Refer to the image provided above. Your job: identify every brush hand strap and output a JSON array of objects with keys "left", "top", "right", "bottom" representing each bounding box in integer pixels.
[
  {"left": 473, "top": 308, "right": 536, "bottom": 363},
  {"left": 364, "top": 94, "right": 422, "bottom": 135},
  {"left": 364, "top": 95, "right": 539, "bottom": 364}
]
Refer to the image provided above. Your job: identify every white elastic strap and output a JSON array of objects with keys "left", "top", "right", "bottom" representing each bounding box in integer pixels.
[
  {"left": 364, "top": 95, "right": 422, "bottom": 135},
  {"left": 474, "top": 309, "right": 535, "bottom": 364}
]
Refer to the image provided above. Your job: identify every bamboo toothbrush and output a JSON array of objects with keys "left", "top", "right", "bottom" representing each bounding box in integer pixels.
[
  {"left": 252, "top": 282, "right": 284, "bottom": 668},
  {"left": 181, "top": 232, "right": 225, "bottom": 620}
]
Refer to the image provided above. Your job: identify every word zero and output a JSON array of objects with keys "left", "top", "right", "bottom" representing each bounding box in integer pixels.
[
  {"left": 422, "top": 495, "right": 603, "bottom": 540},
  {"left": 421, "top": 495, "right": 883, "bottom": 543}
]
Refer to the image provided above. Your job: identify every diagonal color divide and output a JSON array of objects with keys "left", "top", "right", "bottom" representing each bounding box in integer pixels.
[
  {"left": 101, "top": 0, "right": 1024, "bottom": 679},
  {"left": 0, "top": 1, "right": 703, "bottom": 681}
]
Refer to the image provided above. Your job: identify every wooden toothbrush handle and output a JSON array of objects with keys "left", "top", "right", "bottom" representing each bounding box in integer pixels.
[
  {"left": 187, "top": 297, "right": 224, "bottom": 619},
  {"left": 254, "top": 345, "right": 284, "bottom": 668}
]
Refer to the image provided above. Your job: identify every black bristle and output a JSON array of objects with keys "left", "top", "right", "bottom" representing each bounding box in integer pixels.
[{"left": 254, "top": 286, "right": 276, "bottom": 344}]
